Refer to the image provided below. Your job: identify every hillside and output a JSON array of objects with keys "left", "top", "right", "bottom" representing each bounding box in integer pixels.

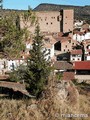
[
  {"left": 33, "top": 3, "right": 90, "bottom": 23},
  {"left": 0, "top": 80, "right": 90, "bottom": 120},
  {"left": 0, "top": 3, "right": 90, "bottom": 23}
]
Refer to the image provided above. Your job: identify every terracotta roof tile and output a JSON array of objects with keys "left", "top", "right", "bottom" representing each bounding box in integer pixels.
[
  {"left": 73, "top": 61, "right": 90, "bottom": 70},
  {"left": 86, "top": 49, "right": 90, "bottom": 53},
  {"left": 61, "top": 72, "right": 75, "bottom": 81},
  {"left": 82, "top": 24, "right": 89, "bottom": 30},
  {"left": 54, "top": 61, "right": 73, "bottom": 70},
  {"left": 71, "top": 49, "right": 82, "bottom": 55}
]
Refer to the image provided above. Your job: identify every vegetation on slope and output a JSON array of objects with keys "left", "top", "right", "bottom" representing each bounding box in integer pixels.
[{"left": 0, "top": 79, "right": 89, "bottom": 120}]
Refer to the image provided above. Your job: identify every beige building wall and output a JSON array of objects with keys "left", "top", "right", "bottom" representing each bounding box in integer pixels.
[
  {"left": 36, "top": 11, "right": 61, "bottom": 33},
  {"left": 62, "top": 9, "right": 74, "bottom": 33},
  {"left": 61, "top": 39, "right": 77, "bottom": 53},
  {"left": 20, "top": 10, "right": 74, "bottom": 34}
]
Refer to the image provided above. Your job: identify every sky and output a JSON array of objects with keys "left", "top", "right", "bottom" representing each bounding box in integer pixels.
[{"left": 2, "top": 0, "right": 90, "bottom": 10}]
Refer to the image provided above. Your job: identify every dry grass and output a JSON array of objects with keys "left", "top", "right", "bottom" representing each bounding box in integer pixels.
[
  {"left": 0, "top": 94, "right": 89, "bottom": 120},
  {"left": 0, "top": 81, "right": 90, "bottom": 120}
]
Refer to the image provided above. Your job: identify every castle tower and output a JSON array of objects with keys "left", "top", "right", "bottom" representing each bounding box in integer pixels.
[{"left": 60, "top": 9, "right": 74, "bottom": 33}]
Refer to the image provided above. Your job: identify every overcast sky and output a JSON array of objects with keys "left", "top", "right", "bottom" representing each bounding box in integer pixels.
[{"left": 3, "top": 0, "right": 90, "bottom": 10}]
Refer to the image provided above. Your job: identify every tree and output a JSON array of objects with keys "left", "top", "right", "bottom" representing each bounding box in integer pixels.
[
  {"left": 21, "top": 7, "right": 37, "bottom": 32},
  {"left": 0, "top": 8, "right": 36, "bottom": 58},
  {"left": 24, "top": 25, "right": 51, "bottom": 97},
  {"left": 0, "top": 14, "right": 26, "bottom": 58},
  {"left": 10, "top": 25, "right": 51, "bottom": 97}
]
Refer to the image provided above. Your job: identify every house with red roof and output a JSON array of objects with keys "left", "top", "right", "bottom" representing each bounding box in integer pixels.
[
  {"left": 73, "top": 61, "right": 90, "bottom": 81},
  {"left": 70, "top": 49, "right": 82, "bottom": 61}
]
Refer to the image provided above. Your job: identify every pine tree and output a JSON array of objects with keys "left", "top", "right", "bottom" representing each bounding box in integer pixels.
[
  {"left": 24, "top": 25, "right": 51, "bottom": 97},
  {"left": 0, "top": 15, "right": 25, "bottom": 58}
]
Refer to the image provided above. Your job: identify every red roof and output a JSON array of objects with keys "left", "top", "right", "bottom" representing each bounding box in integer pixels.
[
  {"left": 73, "top": 61, "right": 90, "bottom": 70},
  {"left": 61, "top": 72, "right": 75, "bottom": 81},
  {"left": 71, "top": 49, "right": 82, "bottom": 55}
]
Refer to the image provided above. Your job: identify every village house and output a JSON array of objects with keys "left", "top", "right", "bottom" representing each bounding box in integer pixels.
[
  {"left": 73, "top": 31, "right": 90, "bottom": 42},
  {"left": 70, "top": 49, "right": 82, "bottom": 61},
  {"left": 54, "top": 61, "right": 73, "bottom": 73},
  {"left": 54, "top": 35, "right": 79, "bottom": 61},
  {"left": 73, "top": 23, "right": 90, "bottom": 42},
  {"left": 74, "top": 20, "right": 83, "bottom": 28},
  {"left": 43, "top": 35, "right": 56, "bottom": 61},
  {"left": 73, "top": 61, "right": 90, "bottom": 82}
]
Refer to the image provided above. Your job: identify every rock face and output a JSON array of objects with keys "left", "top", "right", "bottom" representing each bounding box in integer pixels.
[
  {"left": 52, "top": 81, "right": 79, "bottom": 109},
  {"left": 35, "top": 80, "right": 80, "bottom": 120}
]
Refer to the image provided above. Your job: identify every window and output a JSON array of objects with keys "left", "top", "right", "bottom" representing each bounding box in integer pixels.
[
  {"left": 11, "top": 63, "right": 15, "bottom": 70},
  {"left": 64, "top": 49, "right": 65, "bottom": 52},
  {"left": 73, "top": 58, "right": 75, "bottom": 60},
  {"left": 68, "top": 40, "right": 71, "bottom": 43},
  {"left": 51, "top": 22, "right": 53, "bottom": 25},
  {"left": 51, "top": 17, "right": 55, "bottom": 19},
  {"left": 78, "top": 58, "right": 80, "bottom": 60},
  {"left": 46, "top": 23, "right": 48, "bottom": 25},
  {"left": 72, "top": 43, "right": 74, "bottom": 45},
  {"left": 68, "top": 49, "right": 69, "bottom": 52},
  {"left": 72, "top": 55, "right": 76, "bottom": 57},
  {"left": 78, "top": 55, "right": 81, "bottom": 57},
  {"left": 48, "top": 56, "right": 50, "bottom": 60},
  {"left": 57, "top": 16, "right": 60, "bottom": 21},
  {"left": 66, "top": 45, "right": 67, "bottom": 48},
  {"left": 48, "top": 49, "right": 51, "bottom": 54},
  {"left": 44, "top": 38, "right": 49, "bottom": 42},
  {"left": 4, "top": 61, "right": 6, "bottom": 69}
]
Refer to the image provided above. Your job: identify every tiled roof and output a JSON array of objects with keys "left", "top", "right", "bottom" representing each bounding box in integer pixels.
[
  {"left": 86, "top": 49, "right": 90, "bottom": 53},
  {"left": 73, "top": 61, "right": 90, "bottom": 70},
  {"left": 83, "top": 39, "right": 90, "bottom": 44},
  {"left": 44, "top": 35, "right": 57, "bottom": 45},
  {"left": 54, "top": 36, "right": 71, "bottom": 43},
  {"left": 44, "top": 43, "right": 52, "bottom": 48},
  {"left": 54, "top": 61, "right": 73, "bottom": 70},
  {"left": 71, "top": 49, "right": 82, "bottom": 55},
  {"left": 61, "top": 72, "right": 75, "bottom": 81},
  {"left": 82, "top": 24, "right": 90, "bottom": 30}
]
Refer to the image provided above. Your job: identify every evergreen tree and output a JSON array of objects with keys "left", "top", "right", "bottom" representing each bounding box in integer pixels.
[
  {"left": 0, "top": 15, "right": 26, "bottom": 58},
  {"left": 0, "top": 8, "right": 36, "bottom": 58},
  {"left": 24, "top": 25, "right": 51, "bottom": 97}
]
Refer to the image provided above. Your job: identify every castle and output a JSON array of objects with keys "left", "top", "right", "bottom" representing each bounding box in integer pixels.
[{"left": 20, "top": 9, "right": 73, "bottom": 34}]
